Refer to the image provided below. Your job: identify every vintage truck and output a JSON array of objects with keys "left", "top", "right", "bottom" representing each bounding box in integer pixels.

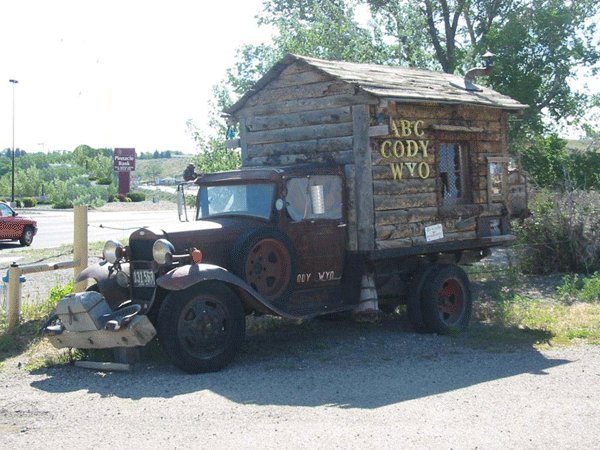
[{"left": 44, "top": 54, "right": 527, "bottom": 373}]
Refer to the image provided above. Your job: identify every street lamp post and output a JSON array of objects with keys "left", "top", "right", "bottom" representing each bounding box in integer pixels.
[{"left": 9, "top": 79, "right": 18, "bottom": 204}]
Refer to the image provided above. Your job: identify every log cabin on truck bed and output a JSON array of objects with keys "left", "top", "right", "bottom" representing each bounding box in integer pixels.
[{"left": 224, "top": 53, "right": 527, "bottom": 318}]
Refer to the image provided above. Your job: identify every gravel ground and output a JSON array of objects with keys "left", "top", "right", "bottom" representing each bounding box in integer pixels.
[
  {"left": 0, "top": 320, "right": 598, "bottom": 449},
  {"left": 1, "top": 204, "right": 598, "bottom": 448}
]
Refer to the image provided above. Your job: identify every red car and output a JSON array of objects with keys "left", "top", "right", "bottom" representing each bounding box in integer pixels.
[{"left": 0, "top": 202, "right": 37, "bottom": 246}]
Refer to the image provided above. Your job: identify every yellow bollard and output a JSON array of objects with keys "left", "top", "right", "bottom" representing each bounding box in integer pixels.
[
  {"left": 7, "top": 263, "right": 22, "bottom": 329},
  {"left": 73, "top": 205, "right": 89, "bottom": 293}
]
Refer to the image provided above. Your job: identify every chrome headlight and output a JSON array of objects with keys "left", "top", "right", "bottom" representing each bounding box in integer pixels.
[
  {"left": 103, "top": 240, "right": 124, "bottom": 264},
  {"left": 153, "top": 239, "right": 175, "bottom": 265}
]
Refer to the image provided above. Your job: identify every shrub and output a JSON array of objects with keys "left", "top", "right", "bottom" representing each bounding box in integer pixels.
[
  {"left": 20, "top": 197, "right": 38, "bottom": 207},
  {"left": 52, "top": 200, "right": 73, "bottom": 209},
  {"left": 557, "top": 273, "right": 600, "bottom": 303},
  {"left": 515, "top": 189, "right": 600, "bottom": 274},
  {"left": 126, "top": 191, "right": 146, "bottom": 202},
  {"left": 47, "top": 177, "right": 108, "bottom": 208}
]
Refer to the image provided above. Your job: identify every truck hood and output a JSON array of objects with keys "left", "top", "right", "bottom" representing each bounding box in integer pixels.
[{"left": 129, "top": 217, "right": 268, "bottom": 267}]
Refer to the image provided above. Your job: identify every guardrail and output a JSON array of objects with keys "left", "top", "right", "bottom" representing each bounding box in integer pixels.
[{"left": 6, "top": 205, "right": 89, "bottom": 329}]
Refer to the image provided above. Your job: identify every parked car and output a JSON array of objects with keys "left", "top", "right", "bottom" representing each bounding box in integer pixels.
[{"left": 0, "top": 202, "right": 37, "bottom": 246}]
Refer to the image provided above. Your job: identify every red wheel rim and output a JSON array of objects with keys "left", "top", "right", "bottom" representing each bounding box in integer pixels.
[
  {"left": 436, "top": 278, "right": 465, "bottom": 325},
  {"left": 244, "top": 238, "right": 291, "bottom": 300}
]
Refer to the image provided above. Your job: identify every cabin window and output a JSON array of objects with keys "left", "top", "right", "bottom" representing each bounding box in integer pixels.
[
  {"left": 285, "top": 175, "right": 343, "bottom": 221},
  {"left": 438, "top": 143, "right": 468, "bottom": 205},
  {"left": 489, "top": 162, "right": 504, "bottom": 195},
  {"left": 487, "top": 156, "right": 510, "bottom": 203}
]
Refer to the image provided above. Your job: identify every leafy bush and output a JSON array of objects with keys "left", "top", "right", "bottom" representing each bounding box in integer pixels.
[
  {"left": 20, "top": 197, "right": 38, "bottom": 207},
  {"left": 47, "top": 177, "right": 108, "bottom": 208},
  {"left": 515, "top": 189, "right": 600, "bottom": 273},
  {"left": 126, "top": 191, "right": 146, "bottom": 202},
  {"left": 557, "top": 273, "right": 600, "bottom": 303},
  {"left": 52, "top": 200, "right": 73, "bottom": 209}
]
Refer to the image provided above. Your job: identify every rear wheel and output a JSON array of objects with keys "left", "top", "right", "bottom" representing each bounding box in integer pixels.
[
  {"left": 19, "top": 226, "right": 34, "bottom": 246},
  {"left": 421, "top": 264, "right": 472, "bottom": 334},
  {"left": 406, "top": 264, "right": 440, "bottom": 333},
  {"left": 157, "top": 282, "right": 245, "bottom": 373}
]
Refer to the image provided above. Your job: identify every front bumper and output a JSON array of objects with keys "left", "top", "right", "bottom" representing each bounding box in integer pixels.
[{"left": 43, "top": 291, "right": 156, "bottom": 349}]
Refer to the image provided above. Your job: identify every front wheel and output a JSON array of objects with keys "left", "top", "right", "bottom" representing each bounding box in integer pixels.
[
  {"left": 19, "top": 226, "right": 34, "bottom": 246},
  {"left": 157, "top": 282, "right": 245, "bottom": 373},
  {"left": 421, "top": 264, "right": 472, "bottom": 334}
]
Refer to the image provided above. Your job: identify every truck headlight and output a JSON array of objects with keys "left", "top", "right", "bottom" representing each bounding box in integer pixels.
[
  {"left": 153, "top": 239, "right": 175, "bottom": 265},
  {"left": 103, "top": 240, "right": 124, "bottom": 264}
]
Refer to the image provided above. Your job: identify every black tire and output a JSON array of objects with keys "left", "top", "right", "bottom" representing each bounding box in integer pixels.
[
  {"left": 19, "top": 226, "right": 34, "bottom": 246},
  {"left": 406, "top": 264, "right": 440, "bottom": 333},
  {"left": 230, "top": 228, "right": 297, "bottom": 303},
  {"left": 157, "top": 282, "right": 245, "bottom": 373},
  {"left": 421, "top": 264, "right": 472, "bottom": 334}
]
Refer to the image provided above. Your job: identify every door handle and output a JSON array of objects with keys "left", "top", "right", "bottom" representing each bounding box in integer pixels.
[{"left": 337, "top": 223, "right": 347, "bottom": 228}]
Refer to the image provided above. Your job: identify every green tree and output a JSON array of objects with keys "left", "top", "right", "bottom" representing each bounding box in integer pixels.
[
  {"left": 87, "top": 154, "right": 114, "bottom": 184},
  {"left": 366, "top": 0, "right": 434, "bottom": 67},
  {"left": 222, "top": 0, "right": 599, "bottom": 138},
  {"left": 521, "top": 134, "right": 569, "bottom": 188},
  {"left": 485, "top": 0, "right": 600, "bottom": 135}
]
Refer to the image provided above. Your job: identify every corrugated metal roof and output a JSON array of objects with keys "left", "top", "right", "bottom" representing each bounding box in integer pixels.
[{"left": 226, "top": 54, "right": 527, "bottom": 115}]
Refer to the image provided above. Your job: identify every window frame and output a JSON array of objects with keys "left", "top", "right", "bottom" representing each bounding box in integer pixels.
[
  {"left": 486, "top": 156, "right": 510, "bottom": 204},
  {"left": 437, "top": 141, "right": 471, "bottom": 206},
  {"left": 284, "top": 175, "right": 343, "bottom": 222}
]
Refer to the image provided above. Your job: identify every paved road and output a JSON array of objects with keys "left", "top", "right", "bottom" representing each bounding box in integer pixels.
[{"left": 0, "top": 207, "right": 181, "bottom": 250}]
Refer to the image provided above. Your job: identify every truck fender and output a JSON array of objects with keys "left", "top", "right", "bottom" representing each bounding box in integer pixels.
[
  {"left": 156, "top": 263, "right": 297, "bottom": 319},
  {"left": 75, "top": 261, "right": 130, "bottom": 307}
]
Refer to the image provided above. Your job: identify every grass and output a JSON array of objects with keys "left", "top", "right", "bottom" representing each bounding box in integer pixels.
[
  {"left": 468, "top": 268, "right": 600, "bottom": 349},
  {"left": 0, "top": 241, "right": 108, "bottom": 372}
]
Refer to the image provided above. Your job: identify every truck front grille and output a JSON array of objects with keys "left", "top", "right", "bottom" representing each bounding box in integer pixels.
[
  {"left": 129, "top": 238, "right": 154, "bottom": 261},
  {"left": 129, "top": 239, "right": 157, "bottom": 301}
]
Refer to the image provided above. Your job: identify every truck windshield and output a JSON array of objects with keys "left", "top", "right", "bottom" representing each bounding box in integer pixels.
[{"left": 197, "top": 183, "right": 275, "bottom": 220}]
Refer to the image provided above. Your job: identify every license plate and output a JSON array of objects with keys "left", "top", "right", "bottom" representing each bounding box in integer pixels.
[{"left": 133, "top": 270, "right": 156, "bottom": 287}]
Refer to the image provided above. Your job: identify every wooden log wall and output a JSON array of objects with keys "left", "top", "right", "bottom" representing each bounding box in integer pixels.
[
  {"left": 236, "top": 61, "right": 376, "bottom": 168},
  {"left": 237, "top": 61, "right": 378, "bottom": 251},
  {"left": 371, "top": 103, "right": 508, "bottom": 250},
  {"left": 235, "top": 61, "right": 512, "bottom": 253}
]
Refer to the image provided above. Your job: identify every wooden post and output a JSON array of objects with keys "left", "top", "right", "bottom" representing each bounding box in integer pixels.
[
  {"left": 239, "top": 118, "right": 249, "bottom": 165},
  {"left": 73, "top": 205, "right": 88, "bottom": 293},
  {"left": 7, "top": 263, "right": 22, "bottom": 329},
  {"left": 352, "top": 104, "right": 375, "bottom": 251}
]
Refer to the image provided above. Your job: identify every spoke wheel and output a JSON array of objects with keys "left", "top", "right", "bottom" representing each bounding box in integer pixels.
[
  {"left": 244, "top": 238, "right": 292, "bottom": 299},
  {"left": 231, "top": 228, "right": 297, "bottom": 303},
  {"left": 157, "top": 282, "right": 245, "bottom": 373},
  {"left": 437, "top": 278, "right": 465, "bottom": 324},
  {"left": 178, "top": 297, "right": 230, "bottom": 360},
  {"left": 421, "top": 264, "right": 472, "bottom": 334}
]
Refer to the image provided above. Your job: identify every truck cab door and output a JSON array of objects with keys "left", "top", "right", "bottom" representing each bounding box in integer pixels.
[{"left": 283, "top": 175, "right": 346, "bottom": 289}]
